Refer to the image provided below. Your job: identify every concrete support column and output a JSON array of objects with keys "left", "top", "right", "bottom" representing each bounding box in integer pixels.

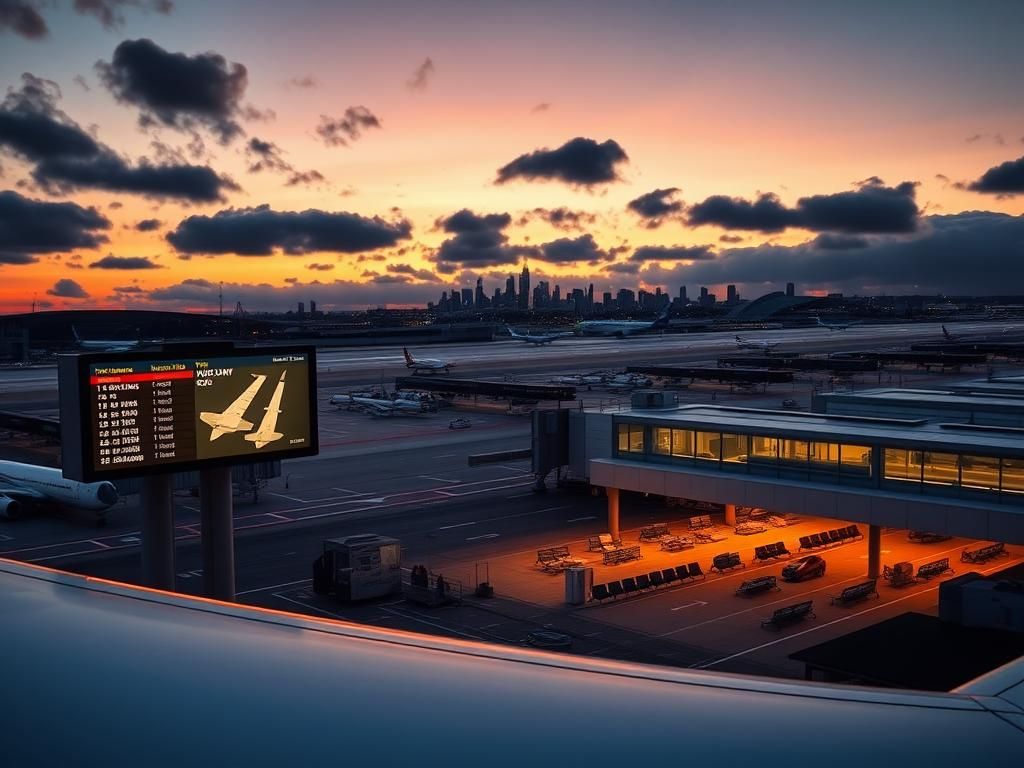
[
  {"left": 140, "top": 473, "right": 175, "bottom": 591},
  {"left": 867, "top": 524, "right": 882, "bottom": 579},
  {"left": 200, "top": 466, "right": 235, "bottom": 601},
  {"left": 724, "top": 503, "right": 737, "bottom": 526},
  {"left": 607, "top": 487, "right": 620, "bottom": 543}
]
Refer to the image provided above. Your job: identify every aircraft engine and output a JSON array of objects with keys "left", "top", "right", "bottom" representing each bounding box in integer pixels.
[{"left": 0, "top": 495, "right": 23, "bottom": 520}]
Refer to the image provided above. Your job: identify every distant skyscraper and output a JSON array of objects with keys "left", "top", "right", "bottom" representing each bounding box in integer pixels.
[
  {"left": 617, "top": 288, "right": 636, "bottom": 309},
  {"left": 679, "top": 286, "right": 687, "bottom": 304},
  {"left": 310, "top": 300, "right": 317, "bottom": 315},
  {"left": 786, "top": 282, "right": 795, "bottom": 297},
  {"left": 534, "top": 280, "right": 550, "bottom": 309},
  {"left": 519, "top": 264, "right": 530, "bottom": 310},
  {"left": 602, "top": 291, "right": 613, "bottom": 309},
  {"left": 505, "top": 274, "right": 516, "bottom": 307},
  {"left": 553, "top": 284, "right": 561, "bottom": 305},
  {"left": 297, "top": 301, "right": 305, "bottom": 318},
  {"left": 475, "top": 277, "right": 485, "bottom": 309},
  {"left": 700, "top": 286, "right": 708, "bottom": 301},
  {"left": 461, "top": 287, "right": 473, "bottom": 307},
  {"left": 587, "top": 283, "right": 594, "bottom": 312},
  {"left": 727, "top": 284, "right": 737, "bottom": 304}
]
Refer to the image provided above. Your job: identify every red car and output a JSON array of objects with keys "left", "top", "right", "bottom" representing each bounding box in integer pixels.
[{"left": 782, "top": 555, "right": 826, "bottom": 582}]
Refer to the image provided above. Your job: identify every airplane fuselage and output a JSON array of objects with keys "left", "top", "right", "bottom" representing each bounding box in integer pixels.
[{"left": 0, "top": 460, "right": 118, "bottom": 512}]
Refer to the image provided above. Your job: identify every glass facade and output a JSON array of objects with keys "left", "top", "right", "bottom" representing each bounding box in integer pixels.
[{"left": 614, "top": 419, "right": 1024, "bottom": 502}]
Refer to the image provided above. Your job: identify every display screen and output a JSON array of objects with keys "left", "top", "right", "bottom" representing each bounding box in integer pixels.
[{"left": 60, "top": 346, "right": 318, "bottom": 481}]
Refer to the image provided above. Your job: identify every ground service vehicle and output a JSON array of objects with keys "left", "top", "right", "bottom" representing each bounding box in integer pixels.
[
  {"left": 312, "top": 534, "right": 402, "bottom": 600},
  {"left": 782, "top": 555, "right": 827, "bottom": 582}
]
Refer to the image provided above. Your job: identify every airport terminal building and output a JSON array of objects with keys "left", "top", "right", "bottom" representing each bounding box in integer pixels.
[{"left": 547, "top": 386, "right": 1024, "bottom": 576}]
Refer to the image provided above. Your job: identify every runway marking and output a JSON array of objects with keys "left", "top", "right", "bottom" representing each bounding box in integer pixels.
[
  {"left": 466, "top": 533, "right": 500, "bottom": 541},
  {"left": 88, "top": 539, "right": 111, "bottom": 549},
  {"left": 236, "top": 578, "right": 311, "bottom": 596},
  {"left": 670, "top": 600, "right": 708, "bottom": 611},
  {"left": 420, "top": 476, "right": 462, "bottom": 483},
  {"left": 266, "top": 512, "right": 293, "bottom": 521},
  {"left": 566, "top": 516, "right": 597, "bottom": 523},
  {"left": 436, "top": 454, "right": 457, "bottom": 459},
  {"left": 268, "top": 492, "right": 308, "bottom": 503},
  {"left": 378, "top": 606, "right": 483, "bottom": 641},
  {"left": 272, "top": 593, "right": 348, "bottom": 621},
  {"left": 181, "top": 505, "right": 200, "bottom": 513},
  {"left": 505, "top": 492, "right": 534, "bottom": 499},
  {"left": 536, "top": 506, "right": 571, "bottom": 514},
  {"left": 691, "top": 556, "right": 1024, "bottom": 670},
  {"left": 120, "top": 536, "right": 140, "bottom": 543},
  {"left": 438, "top": 521, "right": 477, "bottom": 530},
  {"left": 331, "top": 487, "right": 361, "bottom": 494}
]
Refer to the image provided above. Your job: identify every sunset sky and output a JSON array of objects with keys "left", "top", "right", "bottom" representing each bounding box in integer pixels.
[{"left": 1, "top": 0, "right": 1023, "bottom": 313}]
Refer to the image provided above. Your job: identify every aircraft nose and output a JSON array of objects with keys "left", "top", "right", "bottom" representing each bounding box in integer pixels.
[{"left": 97, "top": 482, "right": 118, "bottom": 507}]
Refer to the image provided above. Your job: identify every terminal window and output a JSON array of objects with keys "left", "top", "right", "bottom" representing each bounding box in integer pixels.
[
  {"left": 617, "top": 424, "right": 645, "bottom": 454},
  {"left": 959, "top": 455, "right": 1000, "bottom": 492}
]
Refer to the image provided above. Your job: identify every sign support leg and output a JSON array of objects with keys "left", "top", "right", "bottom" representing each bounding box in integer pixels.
[
  {"left": 141, "top": 473, "right": 175, "bottom": 590},
  {"left": 200, "top": 465, "right": 235, "bottom": 601}
]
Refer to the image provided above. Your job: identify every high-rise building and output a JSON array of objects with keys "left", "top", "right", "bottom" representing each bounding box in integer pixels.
[
  {"left": 587, "top": 283, "right": 594, "bottom": 313},
  {"left": 786, "top": 282, "right": 795, "bottom": 297},
  {"left": 310, "top": 300, "right": 317, "bottom": 316},
  {"left": 297, "top": 301, "right": 305, "bottom": 318},
  {"left": 533, "top": 280, "right": 550, "bottom": 309},
  {"left": 602, "top": 291, "right": 613, "bottom": 310},
  {"left": 700, "top": 286, "right": 708, "bottom": 301},
  {"left": 617, "top": 288, "right": 636, "bottom": 309},
  {"left": 571, "top": 288, "right": 586, "bottom": 314},
  {"left": 475, "top": 277, "right": 486, "bottom": 309},
  {"left": 461, "top": 288, "right": 473, "bottom": 308},
  {"left": 552, "top": 284, "right": 561, "bottom": 305},
  {"left": 518, "top": 264, "right": 530, "bottom": 310},
  {"left": 727, "top": 284, "right": 737, "bottom": 304},
  {"left": 680, "top": 286, "right": 687, "bottom": 303},
  {"left": 505, "top": 274, "right": 516, "bottom": 307}
]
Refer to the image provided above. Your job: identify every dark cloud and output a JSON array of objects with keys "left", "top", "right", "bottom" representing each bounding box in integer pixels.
[
  {"left": 287, "top": 76, "right": 316, "bottom": 89},
  {"left": 627, "top": 187, "right": 684, "bottom": 228},
  {"left": 89, "top": 254, "right": 162, "bottom": 269},
  {"left": 113, "top": 284, "right": 144, "bottom": 293},
  {"left": 387, "top": 263, "right": 436, "bottom": 281},
  {"left": 537, "top": 234, "right": 609, "bottom": 264},
  {"left": 47, "top": 278, "right": 89, "bottom": 298},
  {"left": 687, "top": 179, "right": 919, "bottom": 234},
  {"left": 518, "top": 206, "right": 597, "bottom": 231},
  {"left": 97, "top": 38, "right": 249, "bottom": 143},
  {"left": 719, "top": 234, "right": 744, "bottom": 244},
  {"left": 643, "top": 212, "right": 1024, "bottom": 296},
  {"left": 406, "top": 58, "right": 435, "bottom": 91},
  {"left": 73, "top": 0, "right": 173, "bottom": 30},
  {"left": 0, "top": 73, "right": 236, "bottom": 201},
  {"left": 315, "top": 107, "right": 381, "bottom": 148},
  {"left": 306, "top": 262, "right": 333, "bottom": 271},
  {"left": 371, "top": 274, "right": 410, "bottom": 284},
  {"left": 811, "top": 233, "right": 869, "bottom": 250},
  {"left": 166, "top": 204, "right": 412, "bottom": 256},
  {"left": 432, "top": 209, "right": 535, "bottom": 272},
  {"left": 605, "top": 261, "right": 640, "bottom": 275},
  {"left": 245, "top": 137, "right": 290, "bottom": 173},
  {"left": 966, "top": 155, "right": 1024, "bottom": 195},
  {"left": 0, "top": 189, "right": 110, "bottom": 263},
  {"left": 285, "top": 170, "right": 325, "bottom": 187},
  {"left": 134, "top": 217, "right": 161, "bottom": 231},
  {"left": 0, "top": 0, "right": 47, "bottom": 39},
  {"left": 629, "top": 244, "right": 715, "bottom": 262},
  {"left": 495, "top": 137, "right": 628, "bottom": 187},
  {"left": 965, "top": 133, "right": 1005, "bottom": 146}
]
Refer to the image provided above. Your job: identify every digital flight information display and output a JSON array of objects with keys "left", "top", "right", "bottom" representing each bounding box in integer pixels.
[{"left": 59, "top": 346, "right": 318, "bottom": 482}]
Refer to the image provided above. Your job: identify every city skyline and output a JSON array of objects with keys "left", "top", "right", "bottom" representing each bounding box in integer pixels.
[{"left": 1, "top": 1, "right": 1023, "bottom": 314}]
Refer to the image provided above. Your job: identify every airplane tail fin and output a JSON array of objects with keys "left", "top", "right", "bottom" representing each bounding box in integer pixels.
[
  {"left": 651, "top": 307, "right": 671, "bottom": 328},
  {"left": 942, "top": 325, "right": 953, "bottom": 340},
  {"left": 245, "top": 431, "right": 283, "bottom": 445},
  {"left": 403, "top": 347, "right": 415, "bottom": 366},
  {"left": 237, "top": 419, "right": 254, "bottom": 432}
]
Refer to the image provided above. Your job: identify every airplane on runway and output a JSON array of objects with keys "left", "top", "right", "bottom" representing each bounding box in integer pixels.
[
  {"left": 574, "top": 307, "right": 671, "bottom": 337},
  {"left": 199, "top": 374, "right": 267, "bottom": 440},
  {"left": 72, "top": 325, "right": 147, "bottom": 352},
  {"left": 403, "top": 347, "right": 454, "bottom": 373},
  {"left": 816, "top": 316, "right": 861, "bottom": 330},
  {"left": 245, "top": 371, "right": 287, "bottom": 448},
  {"left": 505, "top": 326, "right": 574, "bottom": 345},
  {"left": 331, "top": 392, "right": 433, "bottom": 416},
  {"left": 734, "top": 335, "right": 780, "bottom": 352},
  {"left": 0, "top": 459, "right": 118, "bottom": 522}
]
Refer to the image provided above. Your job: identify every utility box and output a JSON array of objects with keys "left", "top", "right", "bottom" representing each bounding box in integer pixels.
[
  {"left": 312, "top": 534, "right": 402, "bottom": 601},
  {"left": 565, "top": 566, "right": 593, "bottom": 606}
]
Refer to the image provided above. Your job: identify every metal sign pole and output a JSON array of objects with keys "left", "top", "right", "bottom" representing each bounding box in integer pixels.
[
  {"left": 140, "top": 473, "right": 175, "bottom": 590},
  {"left": 200, "top": 465, "right": 235, "bottom": 601}
]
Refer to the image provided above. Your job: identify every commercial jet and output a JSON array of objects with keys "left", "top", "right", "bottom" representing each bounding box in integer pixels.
[
  {"left": 506, "top": 326, "right": 574, "bottom": 345},
  {"left": 734, "top": 335, "right": 780, "bottom": 352},
  {"left": 0, "top": 459, "right": 118, "bottom": 521},
  {"left": 330, "top": 392, "right": 431, "bottom": 417},
  {"left": 403, "top": 347, "right": 454, "bottom": 373},
  {"left": 4, "top": 557, "right": 1022, "bottom": 765},
  {"left": 574, "top": 307, "right": 671, "bottom": 337},
  {"left": 816, "top": 316, "right": 861, "bottom": 331},
  {"left": 72, "top": 325, "right": 152, "bottom": 352},
  {"left": 244, "top": 371, "right": 286, "bottom": 448},
  {"left": 199, "top": 374, "right": 267, "bottom": 441}
]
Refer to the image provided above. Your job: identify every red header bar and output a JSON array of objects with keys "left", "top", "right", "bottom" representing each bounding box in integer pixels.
[{"left": 90, "top": 370, "right": 195, "bottom": 385}]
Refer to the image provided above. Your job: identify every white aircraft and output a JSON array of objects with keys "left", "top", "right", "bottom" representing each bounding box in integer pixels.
[
  {"left": 574, "top": 307, "right": 671, "bottom": 337},
  {"left": 341, "top": 394, "right": 430, "bottom": 417},
  {"left": 506, "top": 326, "right": 574, "bottom": 345},
  {"left": 72, "top": 325, "right": 143, "bottom": 352},
  {"left": 816, "top": 316, "right": 861, "bottom": 331},
  {"left": 199, "top": 374, "right": 266, "bottom": 441},
  {"left": 245, "top": 371, "right": 287, "bottom": 448},
  {"left": 403, "top": 347, "right": 454, "bottom": 374},
  {"left": 0, "top": 459, "right": 118, "bottom": 521},
  {"left": 734, "top": 335, "right": 780, "bottom": 352}
]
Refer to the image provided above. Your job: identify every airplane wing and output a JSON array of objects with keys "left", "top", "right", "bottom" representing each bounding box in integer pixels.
[
  {"left": 0, "top": 484, "right": 46, "bottom": 501},
  {"left": 224, "top": 374, "right": 267, "bottom": 420},
  {"left": 245, "top": 372, "right": 286, "bottom": 447}
]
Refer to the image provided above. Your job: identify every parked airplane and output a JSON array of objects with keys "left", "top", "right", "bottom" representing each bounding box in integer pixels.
[
  {"left": 403, "top": 347, "right": 454, "bottom": 373},
  {"left": 734, "top": 335, "right": 780, "bottom": 352},
  {"left": 506, "top": 326, "right": 574, "bottom": 345},
  {"left": 332, "top": 393, "right": 431, "bottom": 417},
  {"left": 72, "top": 325, "right": 143, "bottom": 352},
  {"left": 816, "top": 316, "right": 861, "bottom": 331},
  {"left": 245, "top": 371, "right": 286, "bottom": 448},
  {"left": 199, "top": 374, "right": 267, "bottom": 440},
  {"left": 0, "top": 459, "right": 118, "bottom": 521},
  {"left": 5, "top": 557, "right": 1023, "bottom": 766},
  {"left": 574, "top": 307, "right": 671, "bottom": 337}
]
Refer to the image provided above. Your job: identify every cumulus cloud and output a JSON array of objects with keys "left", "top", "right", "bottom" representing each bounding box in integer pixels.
[
  {"left": 432, "top": 209, "right": 536, "bottom": 272},
  {"left": 0, "top": 1, "right": 48, "bottom": 40},
  {"left": 112, "top": 284, "right": 144, "bottom": 294},
  {"left": 0, "top": 73, "right": 236, "bottom": 201},
  {"left": 518, "top": 206, "right": 597, "bottom": 231},
  {"left": 73, "top": 0, "right": 173, "bottom": 30},
  {"left": 537, "top": 234, "right": 609, "bottom": 264},
  {"left": 627, "top": 187, "right": 684, "bottom": 227},
  {"left": 965, "top": 155, "right": 1024, "bottom": 195},
  {"left": 495, "top": 137, "right": 628, "bottom": 187},
  {"left": 89, "top": 254, "right": 162, "bottom": 269},
  {"left": 719, "top": 234, "right": 744, "bottom": 243},
  {"left": 287, "top": 75, "right": 317, "bottom": 89},
  {"left": 166, "top": 204, "right": 412, "bottom": 256},
  {"left": 245, "top": 137, "right": 289, "bottom": 173},
  {"left": 97, "top": 38, "right": 251, "bottom": 143},
  {"left": 387, "top": 263, "right": 437, "bottom": 281},
  {"left": 47, "top": 278, "right": 89, "bottom": 298},
  {"left": 629, "top": 244, "right": 715, "bottom": 262},
  {"left": 285, "top": 169, "right": 326, "bottom": 187},
  {"left": 315, "top": 107, "right": 381, "bottom": 147},
  {"left": 0, "top": 189, "right": 110, "bottom": 263},
  {"left": 134, "top": 217, "right": 161, "bottom": 231},
  {"left": 406, "top": 58, "right": 435, "bottom": 91},
  {"left": 306, "top": 262, "right": 333, "bottom": 271},
  {"left": 688, "top": 178, "right": 920, "bottom": 234}
]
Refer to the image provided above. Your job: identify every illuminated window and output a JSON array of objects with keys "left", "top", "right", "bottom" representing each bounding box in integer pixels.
[
  {"left": 695, "top": 431, "right": 721, "bottom": 461},
  {"left": 653, "top": 427, "right": 672, "bottom": 455},
  {"left": 810, "top": 442, "right": 840, "bottom": 467},
  {"left": 671, "top": 429, "right": 695, "bottom": 458},
  {"left": 959, "top": 455, "right": 999, "bottom": 492},
  {"left": 721, "top": 433, "right": 749, "bottom": 463},
  {"left": 840, "top": 445, "right": 872, "bottom": 476},
  {"left": 1002, "top": 458, "right": 1024, "bottom": 494},
  {"left": 779, "top": 439, "right": 809, "bottom": 465},
  {"left": 750, "top": 436, "right": 778, "bottom": 462},
  {"left": 922, "top": 452, "right": 958, "bottom": 486},
  {"left": 617, "top": 423, "right": 644, "bottom": 453},
  {"left": 884, "top": 448, "right": 917, "bottom": 481}
]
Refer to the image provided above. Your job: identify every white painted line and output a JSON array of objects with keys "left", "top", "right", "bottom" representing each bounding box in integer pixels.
[
  {"left": 120, "top": 536, "right": 141, "bottom": 543},
  {"left": 237, "top": 578, "right": 312, "bottom": 596},
  {"left": 435, "top": 454, "right": 457, "bottom": 459},
  {"left": 266, "top": 512, "right": 293, "bottom": 521},
  {"left": 670, "top": 600, "right": 709, "bottom": 611},
  {"left": 536, "top": 505, "right": 571, "bottom": 514},
  {"left": 438, "top": 521, "right": 477, "bottom": 530},
  {"left": 331, "top": 487, "right": 361, "bottom": 494},
  {"left": 87, "top": 539, "right": 112, "bottom": 549},
  {"left": 420, "top": 476, "right": 462, "bottom": 483},
  {"left": 566, "top": 516, "right": 597, "bottom": 523},
  {"left": 268, "top": 492, "right": 308, "bottom": 503},
  {"left": 379, "top": 606, "right": 483, "bottom": 641},
  {"left": 466, "top": 533, "right": 500, "bottom": 541},
  {"left": 272, "top": 593, "right": 348, "bottom": 621},
  {"left": 479, "top": 623, "right": 502, "bottom": 630},
  {"left": 505, "top": 492, "right": 534, "bottom": 499}
]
